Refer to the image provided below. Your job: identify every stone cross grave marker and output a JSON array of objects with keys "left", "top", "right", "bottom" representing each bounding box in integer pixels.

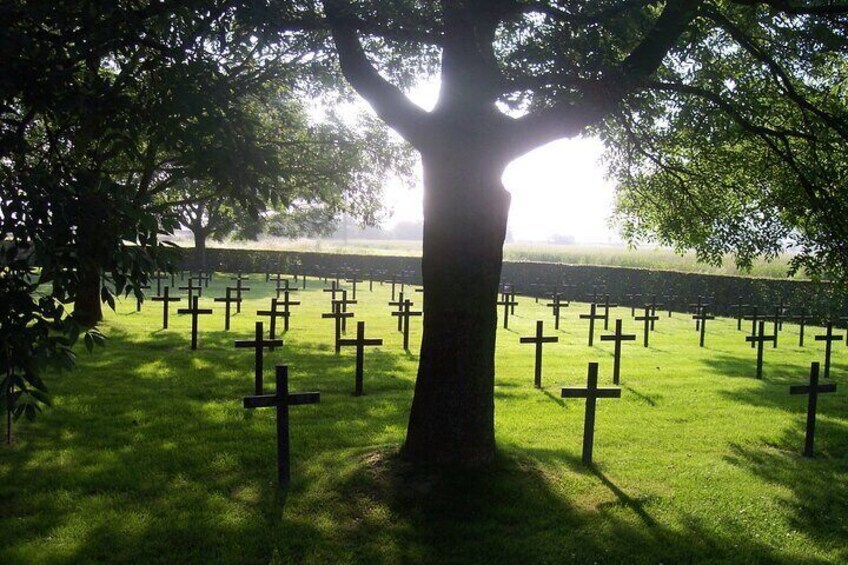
[
  {"left": 520, "top": 320, "right": 559, "bottom": 388},
  {"left": 789, "top": 361, "right": 837, "bottom": 458},
  {"left": 580, "top": 303, "right": 605, "bottom": 346},
  {"left": 338, "top": 321, "right": 384, "bottom": 396},
  {"left": 243, "top": 365, "right": 319, "bottom": 486},
  {"left": 214, "top": 287, "right": 241, "bottom": 331},
  {"left": 235, "top": 321, "right": 283, "bottom": 394},
  {"left": 692, "top": 307, "right": 716, "bottom": 348},
  {"left": 561, "top": 362, "right": 621, "bottom": 465},
  {"left": 392, "top": 298, "right": 422, "bottom": 350},
  {"left": 635, "top": 306, "right": 659, "bottom": 348},
  {"left": 746, "top": 320, "right": 776, "bottom": 379},
  {"left": 177, "top": 296, "right": 213, "bottom": 350},
  {"left": 546, "top": 293, "right": 569, "bottom": 330},
  {"left": 600, "top": 319, "right": 636, "bottom": 385},
  {"left": 322, "top": 302, "right": 354, "bottom": 354},
  {"left": 151, "top": 286, "right": 181, "bottom": 329},
  {"left": 814, "top": 322, "right": 843, "bottom": 379},
  {"left": 497, "top": 292, "right": 519, "bottom": 330}
]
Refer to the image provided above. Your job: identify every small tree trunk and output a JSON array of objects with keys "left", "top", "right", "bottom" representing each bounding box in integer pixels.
[{"left": 403, "top": 145, "right": 511, "bottom": 467}]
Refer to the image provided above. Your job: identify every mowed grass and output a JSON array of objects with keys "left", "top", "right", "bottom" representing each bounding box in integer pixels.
[{"left": 1, "top": 273, "right": 846, "bottom": 564}]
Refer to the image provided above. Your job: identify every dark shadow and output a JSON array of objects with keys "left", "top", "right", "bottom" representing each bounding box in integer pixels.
[{"left": 621, "top": 384, "right": 660, "bottom": 407}]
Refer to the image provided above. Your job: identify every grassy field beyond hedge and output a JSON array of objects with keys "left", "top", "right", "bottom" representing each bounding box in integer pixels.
[{"left": 1, "top": 273, "right": 846, "bottom": 564}]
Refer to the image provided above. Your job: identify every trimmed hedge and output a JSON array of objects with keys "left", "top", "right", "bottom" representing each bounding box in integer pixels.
[{"left": 186, "top": 248, "right": 845, "bottom": 320}]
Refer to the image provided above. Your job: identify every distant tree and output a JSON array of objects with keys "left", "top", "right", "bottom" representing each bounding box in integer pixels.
[{"left": 549, "top": 234, "right": 576, "bottom": 245}]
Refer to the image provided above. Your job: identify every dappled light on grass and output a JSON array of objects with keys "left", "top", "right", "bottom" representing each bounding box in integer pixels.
[{"left": 1, "top": 275, "right": 846, "bottom": 562}]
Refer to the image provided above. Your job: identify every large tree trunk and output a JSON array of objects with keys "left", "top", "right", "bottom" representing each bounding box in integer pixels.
[
  {"left": 72, "top": 191, "right": 104, "bottom": 326},
  {"left": 403, "top": 143, "right": 511, "bottom": 466},
  {"left": 193, "top": 224, "right": 207, "bottom": 271}
]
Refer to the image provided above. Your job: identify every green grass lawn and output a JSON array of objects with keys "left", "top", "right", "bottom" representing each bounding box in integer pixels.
[{"left": 2, "top": 274, "right": 846, "bottom": 564}]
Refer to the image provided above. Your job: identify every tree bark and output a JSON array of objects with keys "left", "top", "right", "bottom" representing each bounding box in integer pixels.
[
  {"left": 403, "top": 140, "right": 511, "bottom": 466},
  {"left": 72, "top": 191, "right": 104, "bottom": 326},
  {"left": 193, "top": 224, "right": 207, "bottom": 271}
]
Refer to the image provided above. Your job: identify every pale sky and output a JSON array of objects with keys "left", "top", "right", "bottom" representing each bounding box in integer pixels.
[{"left": 354, "top": 81, "right": 620, "bottom": 244}]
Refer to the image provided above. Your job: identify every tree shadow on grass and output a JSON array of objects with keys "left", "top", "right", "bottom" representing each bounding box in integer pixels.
[
  {"left": 297, "top": 447, "right": 800, "bottom": 564},
  {"left": 723, "top": 435, "right": 848, "bottom": 563}
]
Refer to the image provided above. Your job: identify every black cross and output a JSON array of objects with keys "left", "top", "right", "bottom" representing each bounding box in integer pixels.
[
  {"left": 519, "top": 320, "right": 559, "bottom": 388},
  {"left": 644, "top": 295, "right": 664, "bottom": 330},
  {"left": 333, "top": 290, "right": 358, "bottom": 333},
  {"left": 189, "top": 274, "right": 208, "bottom": 293},
  {"left": 322, "top": 302, "right": 354, "bottom": 353},
  {"left": 151, "top": 286, "right": 181, "bottom": 329},
  {"left": 770, "top": 305, "right": 786, "bottom": 348},
  {"left": 179, "top": 278, "right": 203, "bottom": 303},
  {"left": 391, "top": 298, "right": 421, "bottom": 350},
  {"left": 730, "top": 297, "right": 749, "bottom": 330},
  {"left": 635, "top": 306, "right": 659, "bottom": 348},
  {"left": 385, "top": 276, "right": 401, "bottom": 301},
  {"left": 235, "top": 321, "right": 284, "bottom": 394},
  {"left": 789, "top": 362, "right": 837, "bottom": 458},
  {"left": 497, "top": 292, "right": 519, "bottom": 329},
  {"left": 664, "top": 294, "right": 677, "bottom": 318},
  {"left": 688, "top": 296, "right": 707, "bottom": 331},
  {"left": 257, "top": 298, "right": 287, "bottom": 345},
  {"left": 501, "top": 283, "right": 517, "bottom": 315},
  {"left": 600, "top": 319, "right": 636, "bottom": 385},
  {"left": 243, "top": 365, "right": 319, "bottom": 486},
  {"left": 546, "top": 293, "right": 569, "bottom": 330},
  {"left": 389, "top": 291, "right": 405, "bottom": 331},
  {"left": 774, "top": 298, "right": 789, "bottom": 330},
  {"left": 561, "top": 362, "right": 621, "bottom": 465},
  {"left": 276, "top": 290, "right": 301, "bottom": 332},
  {"left": 214, "top": 287, "right": 241, "bottom": 331},
  {"left": 197, "top": 271, "right": 213, "bottom": 288},
  {"left": 323, "top": 280, "right": 342, "bottom": 301},
  {"left": 600, "top": 295, "right": 618, "bottom": 330},
  {"left": 791, "top": 308, "right": 810, "bottom": 346},
  {"left": 580, "top": 303, "right": 605, "bottom": 346},
  {"left": 625, "top": 293, "right": 642, "bottom": 317},
  {"left": 746, "top": 320, "right": 776, "bottom": 379},
  {"left": 745, "top": 306, "right": 761, "bottom": 349},
  {"left": 233, "top": 277, "right": 250, "bottom": 313},
  {"left": 270, "top": 272, "right": 287, "bottom": 287},
  {"left": 135, "top": 284, "right": 150, "bottom": 312},
  {"left": 151, "top": 271, "right": 168, "bottom": 296},
  {"left": 814, "top": 322, "right": 843, "bottom": 380},
  {"left": 586, "top": 285, "right": 606, "bottom": 305},
  {"left": 346, "top": 274, "right": 362, "bottom": 300},
  {"left": 176, "top": 296, "right": 213, "bottom": 350},
  {"left": 692, "top": 307, "right": 716, "bottom": 348},
  {"left": 338, "top": 321, "right": 384, "bottom": 396},
  {"left": 275, "top": 278, "right": 299, "bottom": 299}
]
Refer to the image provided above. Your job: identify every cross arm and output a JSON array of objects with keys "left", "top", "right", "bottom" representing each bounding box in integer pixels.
[
  {"left": 790, "top": 384, "right": 837, "bottom": 395},
  {"left": 243, "top": 391, "right": 321, "bottom": 409}
]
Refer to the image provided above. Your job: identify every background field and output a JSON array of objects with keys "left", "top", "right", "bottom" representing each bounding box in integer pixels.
[
  {"left": 2, "top": 273, "right": 846, "bottom": 564},
  {"left": 176, "top": 237, "right": 801, "bottom": 279}
]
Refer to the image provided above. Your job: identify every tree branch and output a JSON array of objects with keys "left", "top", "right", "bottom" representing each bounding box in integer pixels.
[
  {"left": 504, "top": 0, "right": 703, "bottom": 158},
  {"left": 323, "top": 1, "right": 432, "bottom": 148}
]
